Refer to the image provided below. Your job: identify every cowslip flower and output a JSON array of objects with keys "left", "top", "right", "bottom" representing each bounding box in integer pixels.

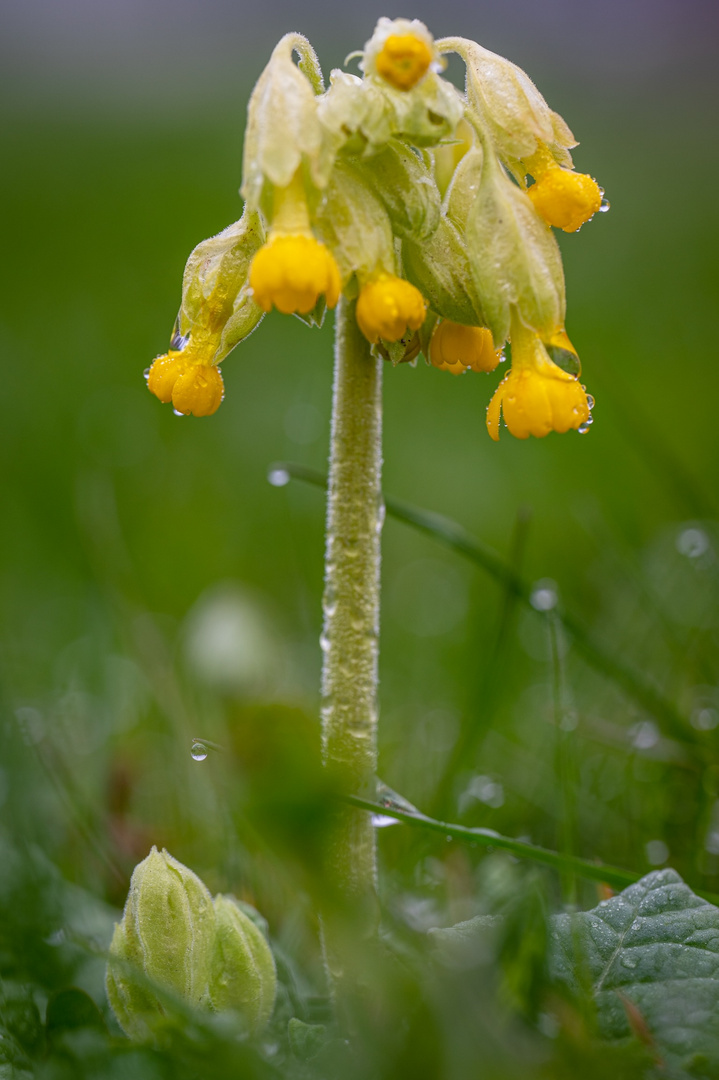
[
  {"left": 486, "top": 317, "right": 590, "bottom": 440},
  {"left": 145, "top": 20, "right": 605, "bottom": 429},
  {"left": 147, "top": 354, "right": 224, "bottom": 418},
  {"left": 356, "top": 273, "right": 426, "bottom": 343},
  {"left": 429, "top": 320, "right": 501, "bottom": 375},
  {"left": 525, "top": 146, "right": 603, "bottom": 233},
  {"left": 249, "top": 232, "right": 341, "bottom": 315}
]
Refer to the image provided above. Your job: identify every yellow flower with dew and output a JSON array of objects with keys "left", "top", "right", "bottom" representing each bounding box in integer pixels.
[
  {"left": 430, "top": 320, "right": 501, "bottom": 375},
  {"left": 249, "top": 232, "right": 341, "bottom": 315},
  {"left": 525, "top": 147, "right": 603, "bottom": 233},
  {"left": 376, "top": 33, "right": 434, "bottom": 91},
  {"left": 486, "top": 318, "right": 590, "bottom": 440},
  {"left": 147, "top": 352, "right": 225, "bottom": 417},
  {"left": 356, "top": 274, "right": 426, "bottom": 343}
]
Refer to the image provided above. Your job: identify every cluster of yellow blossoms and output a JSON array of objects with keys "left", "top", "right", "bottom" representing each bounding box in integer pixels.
[{"left": 146, "top": 18, "right": 605, "bottom": 436}]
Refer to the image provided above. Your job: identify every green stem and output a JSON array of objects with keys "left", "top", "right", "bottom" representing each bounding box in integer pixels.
[{"left": 320, "top": 297, "right": 382, "bottom": 985}]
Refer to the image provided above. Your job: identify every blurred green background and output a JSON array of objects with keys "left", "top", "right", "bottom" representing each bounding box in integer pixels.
[{"left": 1, "top": 0, "right": 718, "bottom": 981}]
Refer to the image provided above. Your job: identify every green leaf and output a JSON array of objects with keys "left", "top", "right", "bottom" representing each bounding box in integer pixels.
[
  {"left": 551, "top": 869, "right": 719, "bottom": 1075},
  {"left": 45, "top": 987, "right": 107, "bottom": 1041},
  {"left": 433, "top": 870, "right": 719, "bottom": 1076},
  {"left": 287, "top": 1017, "right": 328, "bottom": 1061}
]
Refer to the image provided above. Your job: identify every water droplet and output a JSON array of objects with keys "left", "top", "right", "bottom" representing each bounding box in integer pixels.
[
  {"left": 598, "top": 197, "right": 611, "bottom": 212},
  {"left": 376, "top": 499, "right": 386, "bottom": 534},
  {"left": 676, "top": 527, "right": 709, "bottom": 559},
  {"left": 143, "top": 367, "right": 151, "bottom": 383},
  {"left": 372, "top": 814, "right": 400, "bottom": 828},
  {"left": 173, "top": 408, "right": 186, "bottom": 418},
  {"left": 586, "top": 394, "right": 595, "bottom": 410},
  {"left": 319, "top": 632, "right": 331, "bottom": 653},
  {"left": 645, "top": 839, "right": 669, "bottom": 865},
  {"left": 191, "top": 740, "right": 208, "bottom": 762},
  {"left": 629, "top": 720, "right": 659, "bottom": 750},
  {"left": 530, "top": 579, "right": 558, "bottom": 612},
  {"left": 622, "top": 956, "right": 637, "bottom": 969},
  {"left": 578, "top": 419, "right": 593, "bottom": 434},
  {"left": 267, "top": 467, "right": 290, "bottom": 487},
  {"left": 692, "top": 706, "right": 719, "bottom": 731}
]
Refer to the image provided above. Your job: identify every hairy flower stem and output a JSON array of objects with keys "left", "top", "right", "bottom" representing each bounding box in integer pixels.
[{"left": 320, "top": 296, "right": 382, "bottom": 1006}]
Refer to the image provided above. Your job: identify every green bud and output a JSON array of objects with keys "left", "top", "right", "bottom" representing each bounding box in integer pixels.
[
  {"left": 403, "top": 215, "right": 485, "bottom": 327},
  {"left": 177, "top": 209, "right": 265, "bottom": 364},
  {"left": 465, "top": 152, "right": 565, "bottom": 344},
  {"left": 317, "top": 71, "right": 394, "bottom": 158},
  {"left": 208, "top": 895, "right": 277, "bottom": 1034},
  {"left": 242, "top": 34, "right": 328, "bottom": 209},
  {"left": 314, "top": 161, "right": 395, "bottom": 285},
  {"left": 441, "top": 37, "right": 576, "bottom": 165},
  {"left": 378, "top": 75, "right": 464, "bottom": 148},
  {"left": 351, "top": 140, "right": 441, "bottom": 242},
  {"left": 105, "top": 848, "right": 216, "bottom": 1039}
]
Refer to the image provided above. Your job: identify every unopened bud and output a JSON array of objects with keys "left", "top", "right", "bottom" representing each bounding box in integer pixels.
[
  {"left": 106, "top": 850, "right": 277, "bottom": 1041},
  {"left": 106, "top": 848, "right": 215, "bottom": 1039},
  {"left": 208, "top": 895, "right": 277, "bottom": 1034}
]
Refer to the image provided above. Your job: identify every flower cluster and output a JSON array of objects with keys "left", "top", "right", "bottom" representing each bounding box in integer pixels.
[{"left": 146, "top": 18, "right": 605, "bottom": 438}]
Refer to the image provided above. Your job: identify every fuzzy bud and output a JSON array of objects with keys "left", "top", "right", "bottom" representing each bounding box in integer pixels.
[
  {"left": 208, "top": 896, "right": 277, "bottom": 1035},
  {"left": 106, "top": 848, "right": 215, "bottom": 1040}
]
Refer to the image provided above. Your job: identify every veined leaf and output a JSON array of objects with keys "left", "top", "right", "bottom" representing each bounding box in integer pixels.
[{"left": 433, "top": 870, "right": 719, "bottom": 1076}]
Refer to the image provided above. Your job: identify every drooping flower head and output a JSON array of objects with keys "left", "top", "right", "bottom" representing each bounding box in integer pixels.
[{"left": 145, "top": 19, "right": 605, "bottom": 439}]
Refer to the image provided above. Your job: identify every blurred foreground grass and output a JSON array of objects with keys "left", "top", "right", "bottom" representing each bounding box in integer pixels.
[{"left": 1, "top": 53, "right": 719, "bottom": 1078}]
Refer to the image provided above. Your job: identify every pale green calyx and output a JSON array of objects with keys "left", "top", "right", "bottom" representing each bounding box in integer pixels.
[
  {"left": 176, "top": 208, "right": 266, "bottom": 364},
  {"left": 437, "top": 36, "right": 576, "bottom": 167},
  {"left": 106, "top": 849, "right": 277, "bottom": 1041},
  {"left": 351, "top": 139, "right": 441, "bottom": 242},
  {"left": 242, "top": 33, "right": 327, "bottom": 209},
  {"left": 403, "top": 215, "right": 485, "bottom": 328},
  {"left": 465, "top": 149, "right": 565, "bottom": 344},
  {"left": 314, "top": 161, "right": 396, "bottom": 287},
  {"left": 208, "top": 895, "right": 277, "bottom": 1034}
]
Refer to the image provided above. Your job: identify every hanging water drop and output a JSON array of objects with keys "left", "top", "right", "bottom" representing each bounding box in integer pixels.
[
  {"left": 191, "top": 740, "right": 208, "bottom": 762},
  {"left": 173, "top": 408, "right": 186, "bottom": 418},
  {"left": 267, "top": 467, "right": 290, "bottom": 487},
  {"left": 598, "top": 197, "right": 611, "bottom": 212},
  {"left": 143, "top": 367, "right": 151, "bottom": 383},
  {"left": 586, "top": 394, "right": 595, "bottom": 410},
  {"left": 371, "top": 814, "right": 400, "bottom": 828}
]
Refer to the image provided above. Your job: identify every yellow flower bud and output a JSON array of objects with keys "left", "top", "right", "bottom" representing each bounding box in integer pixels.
[
  {"left": 375, "top": 33, "right": 433, "bottom": 91},
  {"left": 249, "top": 232, "right": 341, "bottom": 315},
  {"left": 430, "top": 321, "right": 501, "bottom": 375},
  {"left": 356, "top": 274, "right": 426, "bottom": 344},
  {"left": 172, "top": 364, "right": 224, "bottom": 417},
  {"left": 528, "top": 167, "right": 603, "bottom": 233},
  {"left": 486, "top": 319, "right": 590, "bottom": 440},
  {"left": 147, "top": 355, "right": 224, "bottom": 417},
  {"left": 147, "top": 353, "right": 187, "bottom": 404}
]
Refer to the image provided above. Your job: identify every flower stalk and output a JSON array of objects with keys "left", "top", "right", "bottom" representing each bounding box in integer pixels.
[{"left": 320, "top": 296, "right": 383, "bottom": 995}]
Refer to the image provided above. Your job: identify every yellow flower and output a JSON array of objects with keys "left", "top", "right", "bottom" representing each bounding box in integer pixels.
[
  {"left": 527, "top": 167, "right": 602, "bottom": 233},
  {"left": 249, "top": 233, "right": 341, "bottom": 315},
  {"left": 375, "top": 33, "right": 433, "bottom": 91},
  {"left": 430, "top": 321, "right": 501, "bottom": 375},
  {"left": 356, "top": 274, "right": 426, "bottom": 343},
  {"left": 486, "top": 320, "right": 590, "bottom": 440},
  {"left": 147, "top": 353, "right": 224, "bottom": 417}
]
